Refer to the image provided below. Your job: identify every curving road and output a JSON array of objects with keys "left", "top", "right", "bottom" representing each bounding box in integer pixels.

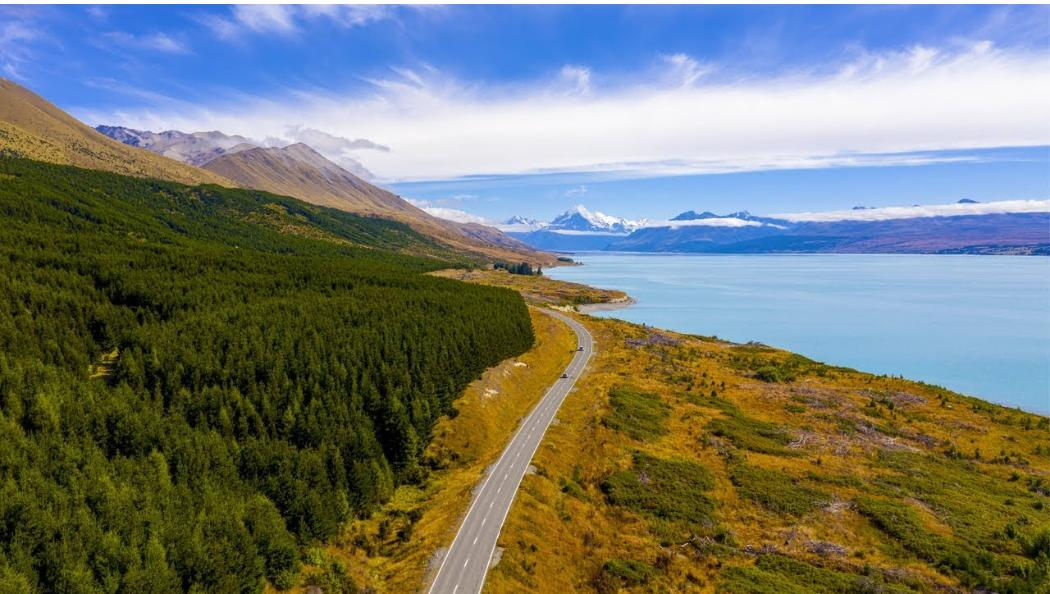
[{"left": 427, "top": 308, "right": 593, "bottom": 594}]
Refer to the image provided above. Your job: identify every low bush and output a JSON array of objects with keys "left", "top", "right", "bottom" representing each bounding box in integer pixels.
[
  {"left": 593, "top": 558, "right": 657, "bottom": 592},
  {"left": 721, "top": 554, "right": 919, "bottom": 594},
  {"left": 729, "top": 464, "right": 830, "bottom": 516},
  {"left": 854, "top": 496, "right": 1004, "bottom": 589},
  {"left": 602, "top": 385, "right": 670, "bottom": 442},
  {"left": 601, "top": 452, "right": 716, "bottom": 538},
  {"left": 708, "top": 412, "right": 798, "bottom": 456}
]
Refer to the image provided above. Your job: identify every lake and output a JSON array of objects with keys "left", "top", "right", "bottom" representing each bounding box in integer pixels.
[{"left": 547, "top": 253, "right": 1050, "bottom": 414}]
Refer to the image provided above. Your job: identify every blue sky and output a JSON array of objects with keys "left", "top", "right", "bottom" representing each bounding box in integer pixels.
[{"left": 2, "top": 5, "right": 1048, "bottom": 222}]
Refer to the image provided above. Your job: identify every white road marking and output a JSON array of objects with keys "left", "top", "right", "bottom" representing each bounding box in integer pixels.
[{"left": 463, "top": 559, "right": 469, "bottom": 568}]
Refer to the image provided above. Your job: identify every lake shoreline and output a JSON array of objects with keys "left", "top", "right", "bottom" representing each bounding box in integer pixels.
[
  {"left": 549, "top": 252, "right": 1050, "bottom": 415},
  {"left": 576, "top": 295, "right": 637, "bottom": 313}
]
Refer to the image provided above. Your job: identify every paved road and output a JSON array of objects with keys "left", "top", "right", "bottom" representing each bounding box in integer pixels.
[{"left": 427, "top": 308, "right": 593, "bottom": 594}]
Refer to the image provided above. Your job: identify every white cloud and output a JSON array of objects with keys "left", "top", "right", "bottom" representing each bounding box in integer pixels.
[
  {"left": 91, "top": 42, "right": 1050, "bottom": 182},
  {"left": 497, "top": 222, "right": 547, "bottom": 233},
  {"left": 281, "top": 125, "right": 389, "bottom": 153},
  {"left": 660, "top": 53, "right": 711, "bottom": 87},
  {"left": 102, "top": 32, "right": 188, "bottom": 54},
  {"left": 421, "top": 206, "right": 491, "bottom": 225},
  {"left": 559, "top": 65, "right": 591, "bottom": 95},
  {"left": 404, "top": 198, "right": 491, "bottom": 224},
  {"left": 85, "top": 6, "right": 108, "bottom": 21},
  {"left": 0, "top": 19, "right": 39, "bottom": 79},
  {"left": 565, "top": 185, "right": 587, "bottom": 197},
  {"left": 230, "top": 5, "right": 297, "bottom": 36},
  {"left": 301, "top": 5, "right": 392, "bottom": 28},
  {"left": 774, "top": 199, "right": 1050, "bottom": 223},
  {"left": 202, "top": 5, "right": 392, "bottom": 40}
]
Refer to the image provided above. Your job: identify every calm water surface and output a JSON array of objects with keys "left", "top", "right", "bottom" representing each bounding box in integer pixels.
[{"left": 547, "top": 253, "right": 1050, "bottom": 414}]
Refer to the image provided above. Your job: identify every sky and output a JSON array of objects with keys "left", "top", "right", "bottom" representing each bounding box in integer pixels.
[{"left": 2, "top": 4, "right": 1048, "bottom": 223}]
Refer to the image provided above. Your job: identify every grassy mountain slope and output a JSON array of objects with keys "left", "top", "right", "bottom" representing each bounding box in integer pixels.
[
  {"left": 444, "top": 273, "right": 1050, "bottom": 594},
  {"left": 0, "top": 157, "right": 535, "bottom": 592},
  {"left": 203, "top": 143, "right": 552, "bottom": 265},
  {"left": 0, "top": 79, "right": 233, "bottom": 187},
  {"left": 204, "top": 143, "right": 417, "bottom": 216}
]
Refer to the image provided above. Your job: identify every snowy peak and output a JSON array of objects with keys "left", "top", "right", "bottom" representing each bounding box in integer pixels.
[
  {"left": 548, "top": 204, "right": 642, "bottom": 234},
  {"left": 667, "top": 209, "right": 786, "bottom": 227},
  {"left": 96, "top": 125, "right": 258, "bottom": 167},
  {"left": 498, "top": 215, "right": 546, "bottom": 232},
  {"left": 504, "top": 215, "right": 540, "bottom": 226},
  {"left": 671, "top": 210, "right": 721, "bottom": 221},
  {"left": 498, "top": 204, "right": 642, "bottom": 235}
]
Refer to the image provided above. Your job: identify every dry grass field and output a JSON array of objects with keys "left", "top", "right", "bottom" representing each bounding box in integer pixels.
[
  {"left": 465, "top": 275, "right": 1050, "bottom": 594},
  {"left": 430, "top": 268, "right": 628, "bottom": 307}
]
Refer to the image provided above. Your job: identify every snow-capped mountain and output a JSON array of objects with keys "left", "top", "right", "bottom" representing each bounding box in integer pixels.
[
  {"left": 499, "top": 205, "right": 643, "bottom": 235},
  {"left": 499, "top": 215, "right": 546, "bottom": 232},
  {"left": 95, "top": 126, "right": 258, "bottom": 167},
  {"left": 547, "top": 204, "right": 643, "bottom": 234},
  {"left": 658, "top": 210, "right": 787, "bottom": 228},
  {"left": 505, "top": 215, "right": 540, "bottom": 226}
]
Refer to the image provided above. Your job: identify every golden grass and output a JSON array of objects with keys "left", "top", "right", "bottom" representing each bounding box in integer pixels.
[
  {"left": 430, "top": 268, "right": 627, "bottom": 307},
  {"left": 444, "top": 272, "right": 1050, "bottom": 594},
  {"left": 0, "top": 83, "right": 234, "bottom": 188}
]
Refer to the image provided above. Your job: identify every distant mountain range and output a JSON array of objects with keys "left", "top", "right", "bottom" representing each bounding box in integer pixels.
[{"left": 503, "top": 201, "right": 1050, "bottom": 255}]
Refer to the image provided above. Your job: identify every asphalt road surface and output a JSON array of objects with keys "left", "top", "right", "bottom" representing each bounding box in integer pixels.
[{"left": 427, "top": 308, "right": 593, "bottom": 594}]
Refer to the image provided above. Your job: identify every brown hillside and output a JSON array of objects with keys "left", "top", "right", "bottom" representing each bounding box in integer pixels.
[
  {"left": 0, "top": 79, "right": 233, "bottom": 187},
  {"left": 205, "top": 143, "right": 551, "bottom": 264}
]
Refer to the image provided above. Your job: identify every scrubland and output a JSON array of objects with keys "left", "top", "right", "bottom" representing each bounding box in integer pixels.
[{"left": 459, "top": 272, "right": 1050, "bottom": 594}]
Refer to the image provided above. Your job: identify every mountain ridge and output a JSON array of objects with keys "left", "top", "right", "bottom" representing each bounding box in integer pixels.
[
  {"left": 94, "top": 125, "right": 257, "bottom": 166},
  {"left": 0, "top": 79, "right": 234, "bottom": 187}
]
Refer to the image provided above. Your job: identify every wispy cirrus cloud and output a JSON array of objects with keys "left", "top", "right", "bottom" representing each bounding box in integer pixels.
[
  {"left": 90, "top": 41, "right": 1050, "bottom": 182},
  {"left": 659, "top": 53, "right": 712, "bottom": 87},
  {"left": 101, "top": 31, "right": 188, "bottom": 54},
  {"left": 201, "top": 5, "right": 393, "bottom": 40},
  {"left": 0, "top": 13, "right": 41, "bottom": 79}
]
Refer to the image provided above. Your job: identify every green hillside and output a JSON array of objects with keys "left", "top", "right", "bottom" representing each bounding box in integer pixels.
[{"left": 0, "top": 158, "right": 534, "bottom": 592}]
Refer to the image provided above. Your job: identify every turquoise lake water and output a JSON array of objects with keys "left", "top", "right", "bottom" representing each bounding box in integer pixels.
[{"left": 547, "top": 253, "right": 1050, "bottom": 414}]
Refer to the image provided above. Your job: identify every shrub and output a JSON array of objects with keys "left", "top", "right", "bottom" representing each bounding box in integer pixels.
[
  {"left": 708, "top": 412, "right": 797, "bottom": 456},
  {"left": 602, "top": 385, "right": 670, "bottom": 441},
  {"left": 601, "top": 452, "right": 716, "bottom": 538},
  {"left": 594, "top": 558, "right": 657, "bottom": 592},
  {"left": 721, "top": 554, "right": 919, "bottom": 594},
  {"left": 730, "top": 464, "right": 830, "bottom": 516},
  {"left": 854, "top": 496, "right": 1002, "bottom": 588}
]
